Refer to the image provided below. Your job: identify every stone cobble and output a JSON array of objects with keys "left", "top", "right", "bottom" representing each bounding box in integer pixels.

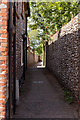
[{"left": 47, "top": 13, "right": 80, "bottom": 100}]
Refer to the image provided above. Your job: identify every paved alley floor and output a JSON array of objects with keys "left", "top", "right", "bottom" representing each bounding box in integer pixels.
[{"left": 14, "top": 62, "right": 78, "bottom": 119}]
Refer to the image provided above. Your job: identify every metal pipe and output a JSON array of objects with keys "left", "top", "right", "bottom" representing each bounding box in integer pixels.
[
  {"left": 13, "top": 2, "right": 16, "bottom": 114},
  {"left": 8, "top": 1, "right": 12, "bottom": 118},
  {"left": 23, "top": 36, "right": 25, "bottom": 81},
  {"left": 26, "top": 17, "right": 27, "bottom": 69}
]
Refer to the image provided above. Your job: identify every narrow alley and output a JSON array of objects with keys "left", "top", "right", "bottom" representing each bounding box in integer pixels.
[
  {"left": 0, "top": 1, "right": 80, "bottom": 119},
  {"left": 14, "top": 63, "right": 78, "bottom": 118}
]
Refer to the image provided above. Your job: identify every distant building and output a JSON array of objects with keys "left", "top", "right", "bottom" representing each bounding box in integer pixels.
[{"left": 27, "top": 34, "right": 38, "bottom": 67}]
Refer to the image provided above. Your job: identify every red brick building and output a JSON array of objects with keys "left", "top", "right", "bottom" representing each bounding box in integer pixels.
[
  {"left": 27, "top": 34, "right": 38, "bottom": 67},
  {"left": 0, "top": 1, "right": 30, "bottom": 119}
]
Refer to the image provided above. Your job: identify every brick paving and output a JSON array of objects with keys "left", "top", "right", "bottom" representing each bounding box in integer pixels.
[{"left": 14, "top": 62, "right": 78, "bottom": 118}]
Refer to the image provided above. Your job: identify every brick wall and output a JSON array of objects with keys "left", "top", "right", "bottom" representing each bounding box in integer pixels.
[
  {"left": 46, "top": 13, "right": 80, "bottom": 100},
  {"left": 16, "top": 2, "right": 26, "bottom": 81},
  {"left": 0, "top": 1, "right": 8, "bottom": 119},
  {"left": 0, "top": 1, "right": 27, "bottom": 118},
  {"left": 35, "top": 54, "right": 38, "bottom": 63},
  {"left": 27, "top": 49, "right": 38, "bottom": 67}
]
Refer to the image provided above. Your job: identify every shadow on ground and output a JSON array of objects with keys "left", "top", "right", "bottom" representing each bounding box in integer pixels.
[{"left": 14, "top": 62, "right": 78, "bottom": 118}]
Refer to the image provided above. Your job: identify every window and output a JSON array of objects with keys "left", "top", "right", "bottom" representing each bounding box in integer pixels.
[{"left": 21, "top": 41, "right": 23, "bottom": 66}]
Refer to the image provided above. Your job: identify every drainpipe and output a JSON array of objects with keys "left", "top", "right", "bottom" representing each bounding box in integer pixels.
[
  {"left": 26, "top": 17, "right": 27, "bottom": 69},
  {"left": 46, "top": 41, "right": 48, "bottom": 68},
  {"left": 8, "top": 2, "right": 12, "bottom": 118},
  {"left": 13, "top": 2, "right": 16, "bottom": 114},
  {"left": 43, "top": 43, "right": 46, "bottom": 66},
  {"left": 23, "top": 35, "right": 26, "bottom": 81},
  {"left": 22, "top": 33, "right": 27, "bottom": 81}
]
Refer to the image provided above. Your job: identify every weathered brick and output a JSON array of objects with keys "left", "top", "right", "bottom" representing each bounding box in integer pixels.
[
  {"left": 0, "top": 79, "right": 7, "bottom": 83},
  {"left": 0, "top": 95, "right": 6, "bottom": 99},
  {"left": 0, "top": 30, "right": 7, "bottom": 34},
  {"left": 1, "top": 17, "right": 7, "bottom": 21},
  {"left": 0, "top": 47, "right": 8, "bottom": 52},
  {"left": 0, "top": 21, "right": 7, "bottom": 26},
  {"left": 0, "top": 61, "right": 6, "bottom": 65},
  {"left": 1, "top": 26, "right": 7, "bottom": 29},
  {"left": 0, "top": 107, "right": 5, "bottom": 112},
  {"left": 1, "top": 8, "right": 7, "bottom": 12},
  {"left": 0, "top": 13, "right": 7, "bottom": 17},
  {"left": 0, "top": 82, "right": 7, "bottom": 86},
  {"left": 1, "top": 111, "right": 5, "bottom": 116},
  {"left": 0, "top": 65, "right": 7, "bottom": 69},
  {"left": 0, "top": 39, "right": 8, "bottom": 43},
  {"left": 1, "top": 51, "right": 8, "bottom": 56},
  {"left": 1, "top": 34, "right": 7, "bottom": 38},
  {"left": 1, "top": 43, "right": 8, "bottom": 47},
  {"left": 0, "top": 100, "right": 5, "bottom": 104},
  {"left": 0, "top": 74, "right": 6, "bottom": 78}
]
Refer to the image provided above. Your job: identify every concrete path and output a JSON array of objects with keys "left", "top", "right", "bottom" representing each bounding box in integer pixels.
[{"left": 14, "top": 62, "right": 78, "bottom": 118}]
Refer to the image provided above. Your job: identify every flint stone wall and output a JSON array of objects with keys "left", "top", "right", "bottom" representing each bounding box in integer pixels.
[{"left": 46, "top": 13, "right": 80, "bottom": 100}]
